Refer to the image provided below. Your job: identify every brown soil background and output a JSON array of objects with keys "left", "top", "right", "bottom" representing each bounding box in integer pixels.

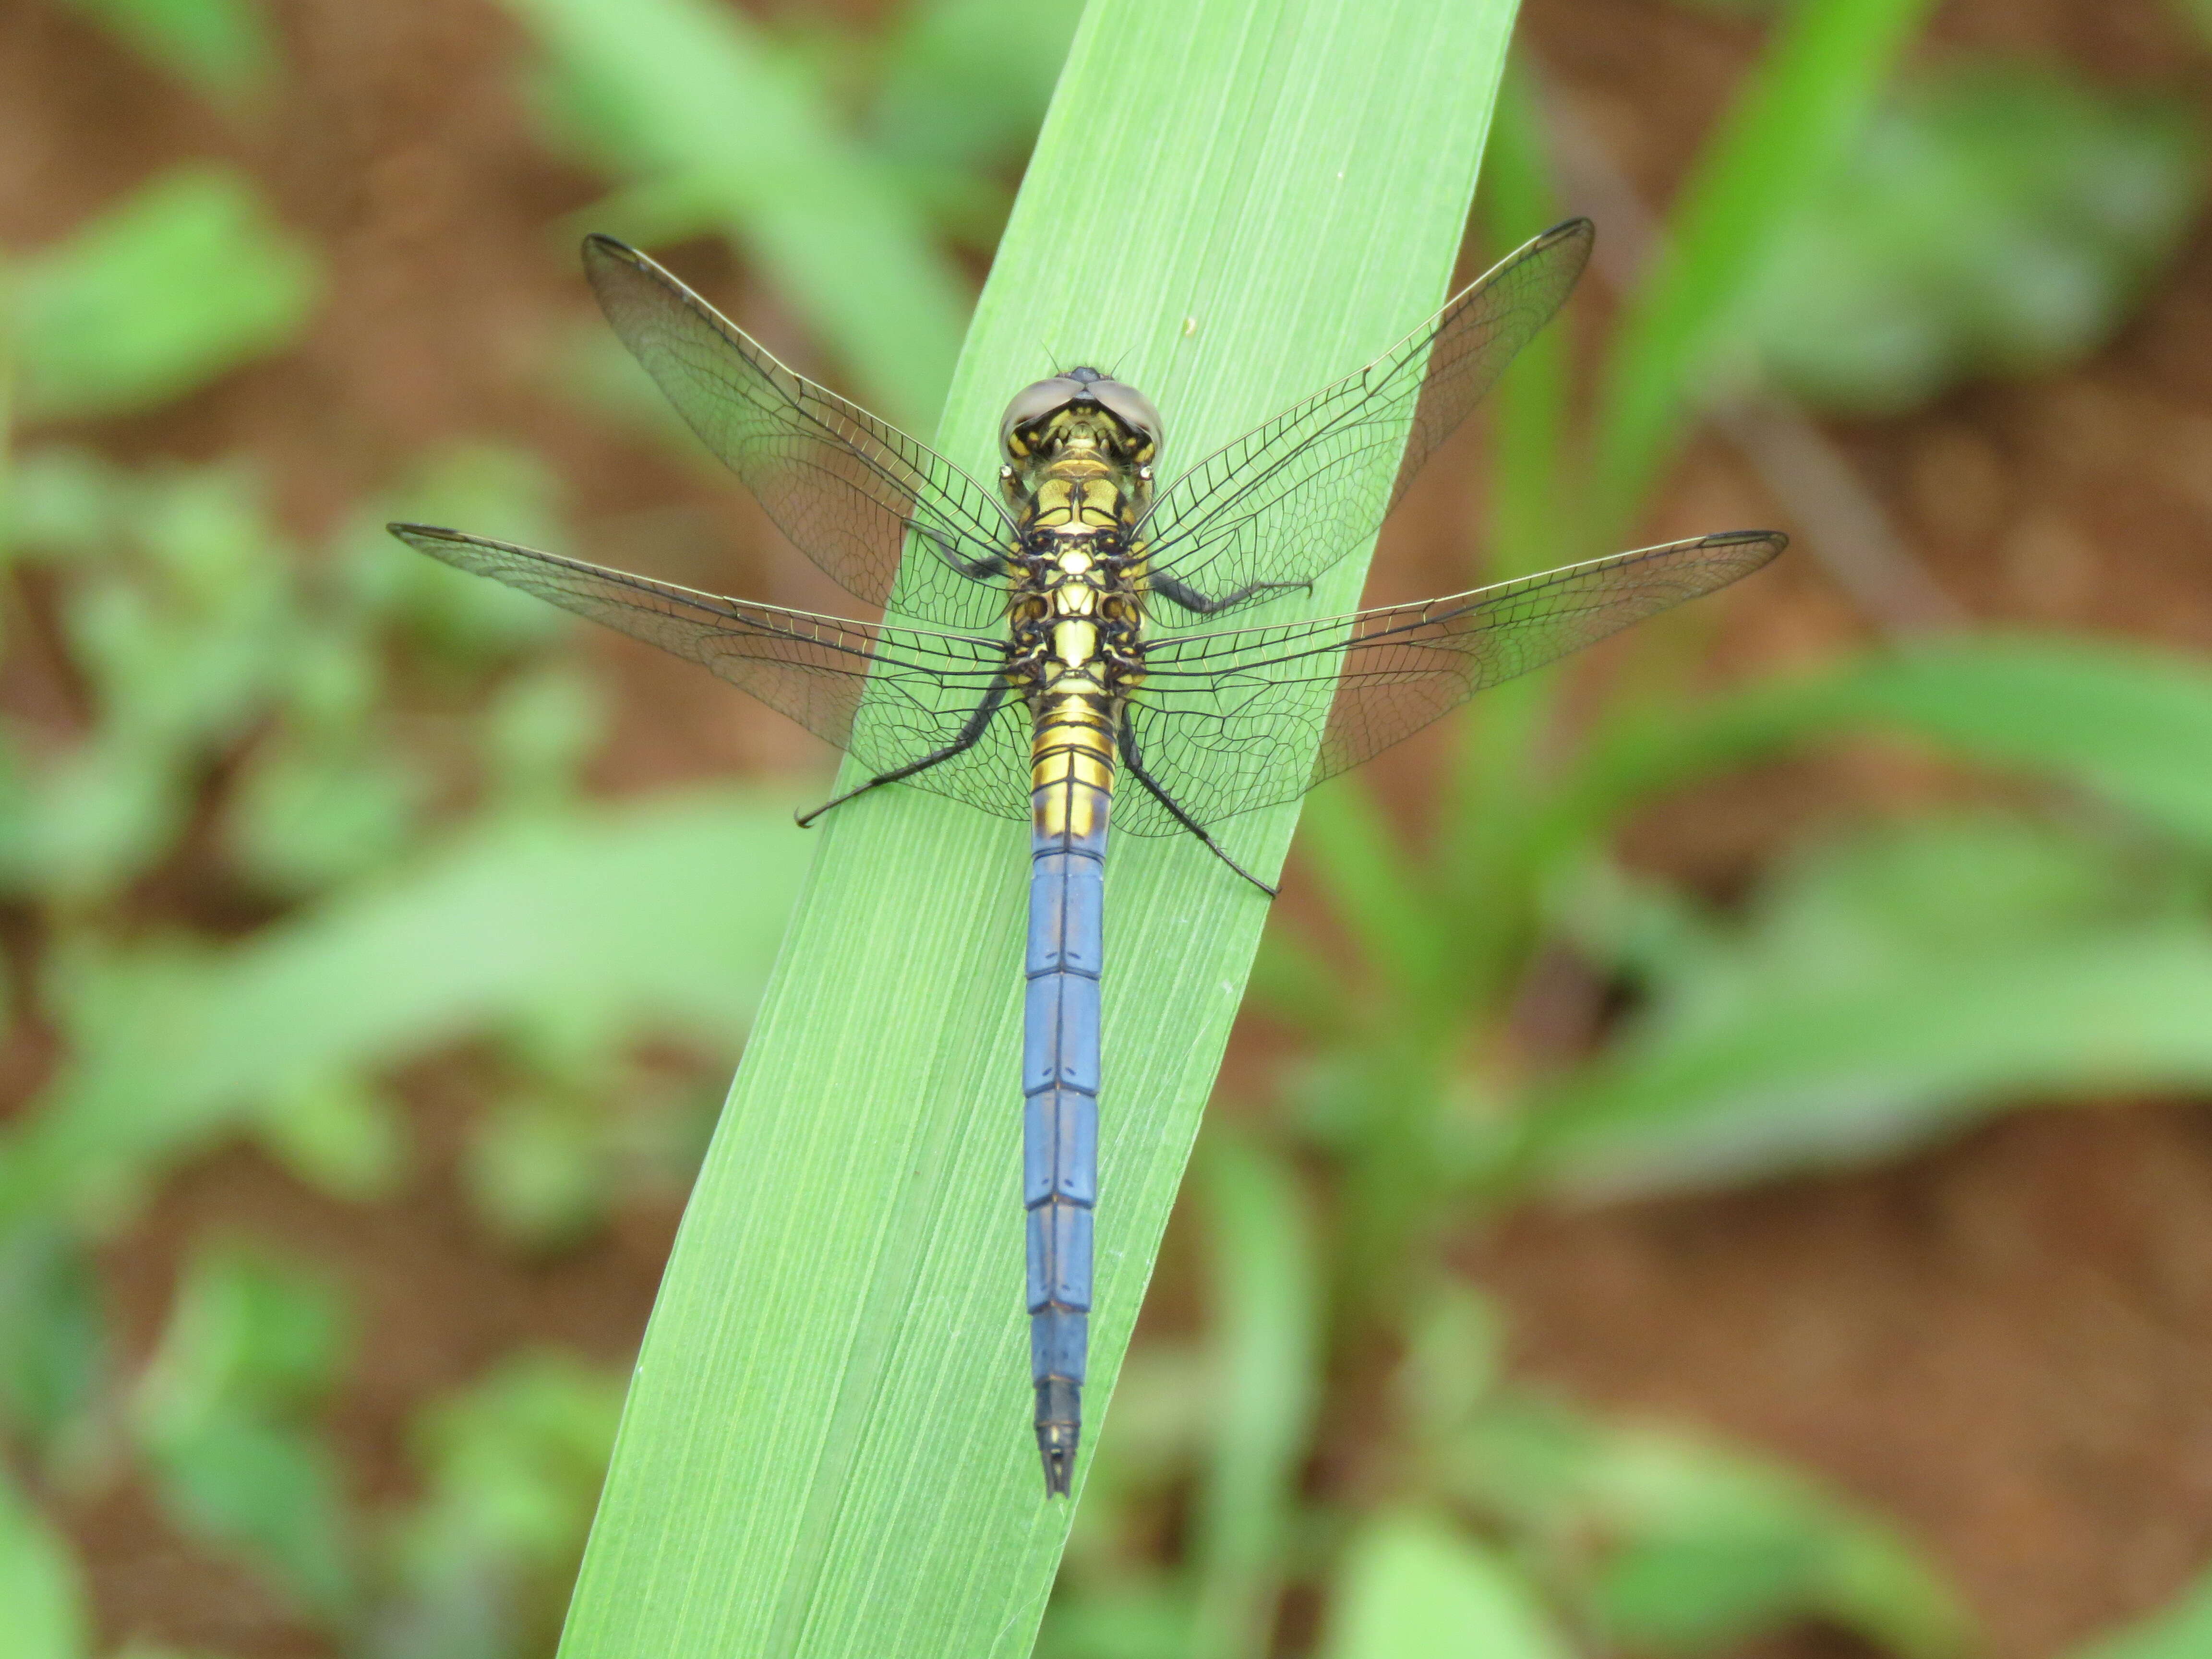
[{"left": 3, "top": 0, "right": 2210, "bottom": 1656}]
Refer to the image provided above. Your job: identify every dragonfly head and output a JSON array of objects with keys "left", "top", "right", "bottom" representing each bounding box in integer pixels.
[{"left": 1000, "top": 367, "right": 1161, "bottom": 473}]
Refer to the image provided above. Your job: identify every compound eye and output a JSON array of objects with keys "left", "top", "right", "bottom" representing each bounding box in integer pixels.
[
  {"left": 1086, "top": 379, "right": 1162, "bottom": 448},
  {"left": 999, "top": 375, "right": 1087, "bottom": 453}
]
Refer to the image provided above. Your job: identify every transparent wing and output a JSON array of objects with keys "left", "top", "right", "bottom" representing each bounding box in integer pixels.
[
  {"left": 390, "top": 525, "right": 1033, "bottom": 819},
  {"left": 583, "top": 236, "right": 1016, "bottom": 633},
  {"left": 1136, "top": 219, "right": 1594, "bottom": 625},
  {"left": 1118, "top": 531, "right": 1784, "bottom": 836}
]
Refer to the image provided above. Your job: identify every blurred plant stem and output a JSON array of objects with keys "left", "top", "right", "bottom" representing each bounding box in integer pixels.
[
  {"left": 506, "top": 0, "right": 974, "bottom": 425},
  {"left": 1186, "top": 1133, "right": 1321, "bottom": 1659},
  {"left": 1588, "top": 0, "right": 1935, "bottom": 542},
  {"left": 1527, "top": 59, "right": 1970, "bottom": 637}
]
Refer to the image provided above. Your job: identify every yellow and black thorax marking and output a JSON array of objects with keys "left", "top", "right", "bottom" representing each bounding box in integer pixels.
[{"left": 1000, "top": 384, "right": 1158, "bottom": 838}]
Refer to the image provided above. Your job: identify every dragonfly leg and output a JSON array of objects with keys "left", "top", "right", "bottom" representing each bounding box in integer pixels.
[
  {"left": 795, "top": 676, "right": 1010, "bottom": 827},
  {"left": 1149, "top": 573, "right": 1309, "bottom": 616},
  {"left": 1116, "top": 724, "right": 1278, "bottom": 897},
  {"left": 917, "top": 526, "right": 1007, "bottom": 582}
]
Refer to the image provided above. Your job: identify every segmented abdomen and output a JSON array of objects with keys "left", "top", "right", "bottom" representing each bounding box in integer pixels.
[{"left": 1024, "top": 690, "right": 1115, "bottom": 1496}]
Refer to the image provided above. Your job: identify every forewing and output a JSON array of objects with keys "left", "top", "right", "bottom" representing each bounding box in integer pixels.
[
  {"left": 583, "top": 236, "right": 1014, "bottom": 632},
  {"left": 1123, "top": 530, "right": 1784, "bottom": 833},
  {"left": 390, "top": 525, "right": 1031, "bottom": 818},
  {"left": 1135, "top": 219, "right": 1593, "bottom": 625}
]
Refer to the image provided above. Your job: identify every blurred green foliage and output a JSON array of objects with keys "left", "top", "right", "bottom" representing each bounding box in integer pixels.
[
  {"left": 370, "top": 1354, "right": 625, "bottom": 1659},
  {"left": 1447, "top": 1394, "right": 1967, "bottom": 1655},
  {"left": 52, "top": 0, "right": 276, "bottom": 110},
  {"left": 1320, "top": 1514, "right": 1570, "bottom": 1659},
  {"left": 1531, "top": 802, "right": 2212, "bottom": 1193},
  {"left": 3, "top": 0, "right": 2212, "bottom": 1655},
  {"left": 1592, "top": 0, "right": 1934, "bottom": 541},
  {"left": 2076, "top": 1569, "right": 2212, "bottom": 1659},
  {"left": 7, "top": 166, "right": 317, "bottom": 422},
  {"left": 0, "top": 1225, "right": 107, "bottom": 1457},
  {"left": 1, "top": 1455, "right": 94, "bottom": 1659},
  {"left": 132, "top": 1245, "right": 356, "bottom": 1618},
  {"left": 1739, "top": 64, "right": 2209, "bottom": 412},
  {"left": 0, "top": 21, "right": 810, "bottom": 1650},
  {"left": 504, "top": 0, "right": 975, "bottom": 424},
  {"left": 866, "top": 0, "right": 1082, "bottom": 244}
]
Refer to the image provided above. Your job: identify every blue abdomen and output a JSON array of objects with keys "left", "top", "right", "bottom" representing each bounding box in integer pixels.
[{"left": 1025, "top": 743, "right": 1108, "bottom": 1496}]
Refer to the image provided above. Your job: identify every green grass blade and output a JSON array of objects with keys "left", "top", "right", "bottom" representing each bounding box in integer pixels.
[
  {"left": 1294, "top": 784, "right": 1444, "bottom": 998},
  {"left": 1472, "top": 59, "right": 1573, "bottom": 580},
  {"left": 0, "top": 788, "right": 805, "bottom": 1225},
  {"left": 2072, "top": 1565, "right": 2212, "bottom": 1659},
  {"left": 10, "top": 165, "right": 319, "bottom": 423},
  {"left": 504, "top": 0, "right": 972, "bottom": 425},
  {"left": 553, "top": 3, "right": 1520, "bottom": 1656},
  {"left": 0, "top": 1459, "right": 90, "bottom": 1659},
  {"left": 52, "top": 0, "right": 278, "bottom": 111},
  {"left": 1320, "top": 1513, "right": 1572, "bottom": 1659},
  {"left": 1588, "top": 0, "right": 1934, "bottom": 539},
  {"left": 1527, "top": 925, "right": 2212, "bottom": 1197},
  {"left": 1187, "top": 1132, "right": 1322, "bottom": 1659},
  {"left": 1542, "top": 637, "right": 2212, "bottom": 861}
]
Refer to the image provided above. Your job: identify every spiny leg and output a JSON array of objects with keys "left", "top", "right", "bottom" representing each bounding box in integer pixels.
[
  {"left": 795, "top": 676, "right": 1010, "bottom": 827},
  {"left": 1117, "top": 722, "right": 1277, "bottom": 897},
  {"left": 918, "top": 527, "right": 1006, "bottom": 582},
  {"left": 1149, "top": 572, "right": 1309, "bottom": 617}
]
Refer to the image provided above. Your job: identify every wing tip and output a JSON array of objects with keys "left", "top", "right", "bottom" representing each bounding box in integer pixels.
[
  {"left": 581, "top": 230, "right": 641, "bottom": 267},
  {"left": 1706, "top": 527, "right": 1790, "bottom": 561}
]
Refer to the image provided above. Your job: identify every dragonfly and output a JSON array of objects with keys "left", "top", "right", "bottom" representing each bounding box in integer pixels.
[{"left": 390, "top": 217, "right": 1782, "bottom": 1498}]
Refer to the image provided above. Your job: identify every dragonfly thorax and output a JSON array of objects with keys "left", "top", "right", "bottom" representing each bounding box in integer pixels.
[{"left": 1000, "top": 369, "right": 1159, "bottom": 574}]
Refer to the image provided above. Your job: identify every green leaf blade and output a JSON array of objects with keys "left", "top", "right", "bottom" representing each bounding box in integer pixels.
[
  {"left": 2073, "top": 1566, "right": 2212, "bottom": 1659},
  {"left": 10, "top": 165, "right": 319, "bottom": 422},
  {"left": 553, "top": 3, "right": 1523, "bottom": 1656},
  {"left": 1740, "top": 65, "right": 2210, "bottom": 414},
  {"left": 1530, "top": 928, "right": 2212, "bottom": 1196},
  {"left": 1, "top": 788, "right": 804, "bottom": 1226},
  {"left": 1589, "top": 0, "right": 1934, "bottom": 535},
  {"left": 0, "top": 1461, "right": 91, "bottom": 1659},
  {"left": 1188, "top": 1133, "right": 1323, "bottom": 1659},
  {"left": 505, "top": 0, "right": 972, "bottom": 425},
  {"left": 53, "top": 0, "right": 278, "bottom": 110},
  {"left": 1321, "top": 1512, "right": 1571, "bottom": 1659}
]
